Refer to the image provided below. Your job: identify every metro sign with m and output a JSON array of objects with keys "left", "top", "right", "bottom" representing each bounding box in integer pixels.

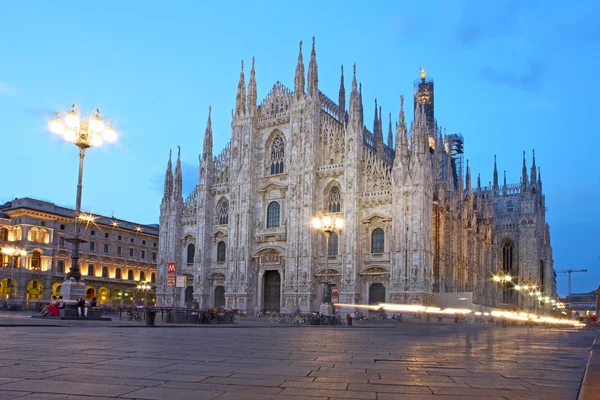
[{"left": 167, "top": 262, "right": 176, "bottom": 274}]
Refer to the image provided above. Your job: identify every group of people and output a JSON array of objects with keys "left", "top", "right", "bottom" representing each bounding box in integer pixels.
[{"left": 40, "top": 296, "right": 98, "bottom": 318}]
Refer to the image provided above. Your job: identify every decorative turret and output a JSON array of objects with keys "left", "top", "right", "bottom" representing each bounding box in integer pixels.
[
  {"left": 375, "top": 103, "right": 384, "bottom": 156},
  {"left": 521, "top": 150, "right": 528, "bottom": 187},
  {"left": 388, "top": 112, "right": 393, "bottom": 147},
  {"left": 411, "top": 103, "right": 429, "bottom": 156},
  {"left": 530, "top": 149, "right": 537, "bottom": 184},
  {"left": 394, "top": 95, "right": 409, "bottom": 167},
  {"left": 173, "top": 146, "right": 183, "bottom": 200},
  {"left": 359, "top": 83, "right": 364, "bottom": 126},
  {"left": 493, "top": 154, "right": 499, "bottom": 194},
  {"left": 162, "top": 149, "right": 173, "bottom": 202},
  {"left": 202, "top": 107, "right": 213, "bottom": 160},
  {"left": 235, "top": 60, "right": 246, "bottom": 117},
  {"left": 307, "top": 36, "right": 319, "bottom": 99},
  {"left": 247, "top": 57, "right": 257, "bottom": 115},
  {"left": 476, "top": 173, "right": 482, "bottom": 210},
  {"left": 465, "top": 159, "right": 473, "bottom": 200},
  {"left": 294, "top": 41, "right": 305, "bottom": 100},
  {"left": 373, "top": 99, "right": 379, "bottom": 135},
  {"left": 349, "top": 64, "right": 360, "bottom": 123},
  {"left": 338, "top": 65, "right": 345, "bottom": 117},
  {"left": 503, "top": 170, "right": 507, "bottom": 195}
]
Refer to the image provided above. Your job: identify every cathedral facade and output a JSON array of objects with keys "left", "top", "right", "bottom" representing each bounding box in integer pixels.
[{"left": 157, "top": 38, "right": 555, "bottom": 313}]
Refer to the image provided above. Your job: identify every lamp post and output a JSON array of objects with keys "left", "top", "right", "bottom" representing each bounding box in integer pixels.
[
  {"left": 48, "top": 105, "right": 117, "bottom": 301},
  {"left": 1, "top": 246, "right": 27, "bottom": 299},
  {"left": 311, "top": 212, "right": 344, "bottom": 315},
  {"left": 137, "top": 281, "right": 151, "bottom": 306}
]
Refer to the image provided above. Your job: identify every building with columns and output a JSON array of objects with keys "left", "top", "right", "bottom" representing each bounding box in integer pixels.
[
  {"left": 0, "top": 197, "right": 158, "bottom": 307},
  {"left": 157, "top": 37, "right": 555, "bottom": 313}
]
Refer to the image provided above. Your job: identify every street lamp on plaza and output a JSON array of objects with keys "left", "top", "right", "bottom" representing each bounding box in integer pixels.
[
  {"left": 48, "top": 105, "right": 117, "bottom": 301},
  {"left": 1, "top": 246, "right": 27, "bottom": 299},
  {"left": 311, "top": 213, "right": 344, "bottom": 314},
  {"left": 137, "top": 281, "right": 152, "bottom": 306}
]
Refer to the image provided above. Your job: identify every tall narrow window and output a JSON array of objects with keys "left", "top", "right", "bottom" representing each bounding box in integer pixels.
[
  {"left": 31, "top": 250, "right": 41, "bottom": 270},
  {"left": 186, "top": 243, "right": 195, "bottom": 265},
  {"left": 102, "top": 266, "right": 108, "bottom": 278},
  {"left": 217, "top": 241, "right": 226, "bottom": 262},
  {"left": 115, "top": 268, "right": 122, "bottom": 279},
  {"left": 128, "top": 270, "right": 134, "bottom": 280},
  {"left": 218, "top": 201, "right": 229, "bottom": 225},
  {"left": 151, "top": 272, "right": 156, "bottom": 282},
  {"left": 0, "top": 227, "right": 8, "bottom": 241},
  {"left": 266, "top": 202, "right": 281, "bottom": 228},
  {"left": 57, "top": 260, "right": 64, "bottom": 274},
  {"left": 371, "top": 228, "right": 384, "bottom": 254},
  {"left": 328, "top": 232, "right": 339, "bottom": 257},
  {"left": 270, "top": 136, "right": 285, "bottom": 175},
  {"left": 539, "top": 260, "right": 545, "bottom": 288},
  {"left": 87, "top": 264, "right": 94, "bottom": 276},
  {"left": 140, "top": 271, "right": 146, "bottom": 281},
  {"left": 328, "top": 187, "right": 342, "bottom": 213},
  {"left": 502, "top": 242, "right": 513, "bottom": 274}
]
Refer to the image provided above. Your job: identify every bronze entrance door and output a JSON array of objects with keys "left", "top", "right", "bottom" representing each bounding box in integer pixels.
[
  {"left": 263, "top": 271, "right": 281, "bottom": 312},
  {"left": 214, "top": 286, "right": 225, "bottom": 308},
  {"left": 368, "top": 283, "right": 385, "bottom": 305}
]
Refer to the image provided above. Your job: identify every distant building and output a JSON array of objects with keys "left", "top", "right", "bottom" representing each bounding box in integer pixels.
[
  {"left": 158, "top": 38, "right": 555, "bottom": 313},
  {"left": 0, "top": 197, "right": 158, "bottom": 306},
  {"left": 565, "top": 291, "right": 597, "bottom": 315}
]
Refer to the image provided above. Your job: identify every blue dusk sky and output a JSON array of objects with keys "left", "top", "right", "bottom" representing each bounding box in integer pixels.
[{"left": 0, "top": 1, "right": 598, "bottom": 296}]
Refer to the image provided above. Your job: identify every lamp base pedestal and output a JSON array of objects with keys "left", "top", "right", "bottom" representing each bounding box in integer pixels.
[
  {"left": 59, "top": 278, "right": 86, "bottom": 302},
  {"left": 319, "top": 303, "right": 333, "bottom": 316}
]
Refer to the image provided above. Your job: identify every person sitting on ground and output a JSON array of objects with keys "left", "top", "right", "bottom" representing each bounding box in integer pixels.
[
  {"left": 46, "top": 296, "right": 60, "bottom": 317},
  {"left": 58, "top": 296, "right": 65, "bottom": 309},
  {"left": 86, "top": 297, "right": 97, "bottom": 317},
  {"left": 40, "top": 296, "right": 56, "bottom": 316},
  {"left": 76, "top": 296, "right": 86, "bottom": 318}
]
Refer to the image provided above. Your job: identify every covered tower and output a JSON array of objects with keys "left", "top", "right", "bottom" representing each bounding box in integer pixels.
[{"left": 414, "top": 69, "right": 435, "bottom": 152}]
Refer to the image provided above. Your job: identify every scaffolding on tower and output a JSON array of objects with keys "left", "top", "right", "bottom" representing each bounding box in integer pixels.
[{"left": 446, "top": 133, "right": 464, "bottom": 191}]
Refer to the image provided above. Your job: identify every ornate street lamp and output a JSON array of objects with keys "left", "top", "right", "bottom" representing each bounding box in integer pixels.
[
  {"left": 137, "top": 281, "right": 152, "bottom": 306},
  {"left": 1, "top": 246, "right": 27, "bottom": 299},
  {"left": 48, "top": 105, "right": 117, "bottom": 301},
  {"left": 311, "top": 213, "right": 344, "bottom": 314}
]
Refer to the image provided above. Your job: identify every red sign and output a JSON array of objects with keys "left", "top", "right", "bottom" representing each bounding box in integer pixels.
[
  {"left": 331, "top": 296, "right": 339, "bottom": 304},
  {"left": 167, "top": 276, "right": 175, "bottom": 288},
  {"left": 167, "top": 263, "right": 176, "bottom": 274},
  {"left": 331, "top": 287, "right": 339, "bottom": 295}
]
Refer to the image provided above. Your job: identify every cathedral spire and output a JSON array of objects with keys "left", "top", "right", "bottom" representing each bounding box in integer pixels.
[
  {"left": 247, "top": 57, "right": 257, "bottom": 114},
  {"left": 465, "top": 159, "right": 473, "bottom": 199},
  {"left": 359, "top": 82, "right": 364, "bottom": 126},
  {"left": 493, "top": 154, "right": 499, "bottom": 192},
  {"left": 307, "top": 36, "right": 319, "bottom": 99},
  {"left": 521, "top": 150, "right": 528, "bottom": 186},
  {"left": 530, "top": 149, "right": 537, "bottom": 184},
  {"left": 503, "top": 170, "right": 507, "bottom": 195},
  {"left": 373, "top": 99, "right": 378, "bottom": 135},
  {"left": 338, "top": 65, "right": 345, "bottom": 117},
  {"left": 388, "top": 112, "right": 393, "bottom": 147},
  {"left": 395, "top": 95, "right": 409, "bottom": 159},
  {"left": 163, "top": 149, "right": 173, "bottom": 200},
  {"left": 173, "top": 146, "right": 182, "bottom": 199},
  {"left": 202, "top": 106, "right": 213, "bottom": 160},
  {"left": 235, "top": 60, "right": 246, "bottom": 116},
  {"left": 294, "top": 40, "right": 305, "bottom": 100},
  {"left": 349, "top": 64, "right": 360, "bottom": 121}
]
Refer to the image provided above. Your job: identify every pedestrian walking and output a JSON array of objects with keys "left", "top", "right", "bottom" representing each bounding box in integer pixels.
[{"left": 346, "top": 313, "right": 353, "bottom": 326}]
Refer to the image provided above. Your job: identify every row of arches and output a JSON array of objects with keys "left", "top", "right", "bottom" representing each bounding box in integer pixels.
[{"left": 50, "top": 283, "right": 155, "bottom": 305}]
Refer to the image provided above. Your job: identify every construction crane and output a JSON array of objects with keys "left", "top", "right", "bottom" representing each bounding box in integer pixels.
[{"left": 556, "top": 269, "right": 588, "bottom": 296}]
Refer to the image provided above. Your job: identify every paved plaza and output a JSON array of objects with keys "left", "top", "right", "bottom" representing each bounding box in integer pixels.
[{"left": 0, "top": 315, "right": 596, "bottom": 400}]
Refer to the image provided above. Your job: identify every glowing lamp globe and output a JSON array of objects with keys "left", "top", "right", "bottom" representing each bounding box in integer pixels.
[
  {"left": 102, "top": 125, "right": 117, "bottom": 142},
  {"left": 322, "top": 216, "right": 332, "bottom": 228},
  {"left": 63, "top": 130, "right": 77, "bottom": 142},
  {"left": 311, "top": 218, "right": 321, "bottom": 229},
  {"left": 335, "top": 218, "right": 344, "bottom": 229},
  {"left": 89, "top": 115, "right": 105, "bottom": 132},
  {"left": 64, "top": 111, "right": 80, "bottom": 127},
  {"left": 49, "top": 118, "right": 65, "bottom": 134},
  {"left": 91, "top": 134, "right": 103, "bottom": 147}
]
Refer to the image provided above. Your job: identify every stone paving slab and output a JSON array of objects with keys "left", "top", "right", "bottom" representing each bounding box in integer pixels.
[{"left": 0, "top": 324, "right": 595, "bottom": 399}]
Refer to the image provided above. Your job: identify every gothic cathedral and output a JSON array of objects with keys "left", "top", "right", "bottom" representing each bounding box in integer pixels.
[{"left": 157, "top": 38, "right": 555, "bottom": 313}]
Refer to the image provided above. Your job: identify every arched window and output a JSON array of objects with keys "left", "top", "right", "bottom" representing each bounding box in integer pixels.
[
  {"left": 87, "top": 264, "right": 94, "bottom": 276},
  {"left": 218, "top": 200, "right": 229, "bottom": 225},
  {"left": 128, "top": 270, "right": 134, "bottom": 280},
  {"left": 140, "top": 271, "right": 146, "bottom": 281},
  {"left": 40, "top": 229, "right": 49, "bottom": 244},
  {"left": 115, "top": 268, "right": 122, "bottom": 280},
  {"left": 151, "top": 272, "right": 156, "bottom": 282},
  {"left": 57, "top": 260, "right": 64, "bottom": 274},
  {"left": 217, "top": 241, "right": 226, "bottom": 262},
  {"left": 270, "top": 136, "right": 285, "bottom": 175},
  {"left": 328, "top": 232, "right": 339, "bottom": 257},
  {"left": 267, "top": 202, "right": 280, "bottom": 228},
  {"left": 371, "top": 228, "right": 384, "bottom": 254},
  {"left": 539, "top": 260, "right": 545, "bottom": 287},
  {"left": 101, "top": 266, "right": 108, "bottom": 278},
  {"left": 31, "top": 250, "right": 41, "bottom": 270},
  {"left": 186, "top": 243, "right": 195, "bottom": 265},
  {"left": 502, "top": 241, "right": 513, "bottom": 274},
  {"left": 28, "top": 228, "right": 38, "bottom": 243},
  {"left": 327, "top": 186, "right": 341, "bottom": 213},
  {"left": 0, "top": 227, "right": 8, "bottom": 241}
]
